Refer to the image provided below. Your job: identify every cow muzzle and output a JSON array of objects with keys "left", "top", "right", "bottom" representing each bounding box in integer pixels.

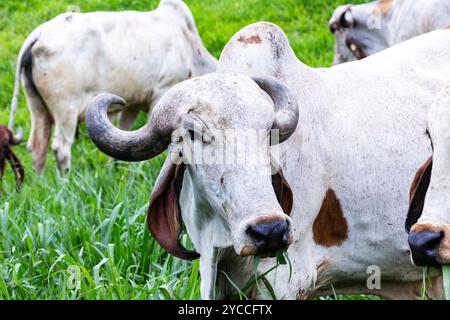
[
  {"left": 409, "top": 223, "right": 450, "bottom": 266},
  {"left": 240, "top": 214, "right": 293, "bottom": 257}
]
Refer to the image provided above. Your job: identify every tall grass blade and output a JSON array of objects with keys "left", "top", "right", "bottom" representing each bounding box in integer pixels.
[{"left": 443, "top": 265, "right": 450, "bottom": 300}]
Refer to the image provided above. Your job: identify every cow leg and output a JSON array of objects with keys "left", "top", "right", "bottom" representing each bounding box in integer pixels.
[
  {"left": 25, "top": 87, "right": 52, "bottom": 176},
  {"left": 118, "top": 105, "right": 141, "bottom": 131},
  {"left": 51, "top": 113, "right": 78, "bottom": 174}
]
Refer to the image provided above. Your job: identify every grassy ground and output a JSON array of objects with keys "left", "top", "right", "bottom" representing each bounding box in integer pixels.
[{"left": 0, "top": 0, "right": 369, "bottom": 299}]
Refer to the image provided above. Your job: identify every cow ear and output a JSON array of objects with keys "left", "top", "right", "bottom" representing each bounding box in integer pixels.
[
  {"left": 272, "top": 169, "right": 293, "bottom": 216},
  {"left": 405, "top": 157, "right": 433, "bottom": 233},
  {"left": 147, "top": 159, "right": 200, "bottom": 260}
]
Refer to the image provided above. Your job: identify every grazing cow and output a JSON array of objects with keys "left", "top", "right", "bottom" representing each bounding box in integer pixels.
[
  {"left": 86, "top": 23, "right": 450, "bottom": 299},
  {"left": 407, "top": 84, "right": 450, "bottom": 267},
  {"left": 329, "top": 0, "right": 450, "bottom": 64},
  {"left": 8, "top": 0, "right": 217, "bottom": 174},
  {"left": 0, "top": 125, "right": 24, "bottom": 194}
]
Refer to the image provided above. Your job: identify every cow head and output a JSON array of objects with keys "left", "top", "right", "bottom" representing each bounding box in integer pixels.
[
  {"left": 0, "top": 125, "right": 25, "bottom": 193},
  {"left": 329, "top": 1, "right": 391, "bottom": 65},
  {"left": 86, "top": 73, "right": 297, "bottom": 267},
  {"left": 406, "top": 85, "right": 450, "bottom": 266}
]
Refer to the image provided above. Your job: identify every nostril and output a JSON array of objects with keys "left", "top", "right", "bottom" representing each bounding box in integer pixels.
[
  {"left": 246, "top": 224, "right": 270, "bottom": 247},
  {"left": 408, "top": 231, "right": 444, "bottom": 266},
  {"left": 409, "top": 231, "right": 443, "bottom": 249},
  {"left": 247, "top": 220, "right": 287, "bottom": 238},
  {"left": 247, "top": 226, "right": 264, "bottom": 242},
  {"left": 246, "top": 220, "right": 289, "bottom": 254}
]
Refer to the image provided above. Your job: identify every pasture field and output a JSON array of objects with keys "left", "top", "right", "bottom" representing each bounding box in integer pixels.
[{"left": 0, "top": 0, "right": 369, "bottom": 299}]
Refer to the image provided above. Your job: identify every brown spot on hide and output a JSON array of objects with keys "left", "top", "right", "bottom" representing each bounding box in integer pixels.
[
  {"left": 237, "top": 34, "right": 262, "bottom": 45},
  {"left": 313, "top": 188, "right": 349, "bottom": 247}
]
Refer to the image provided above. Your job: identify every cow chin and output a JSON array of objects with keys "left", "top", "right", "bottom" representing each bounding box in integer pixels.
[{"left": 232, "top": 213, "right": 293, "bottom": 258}]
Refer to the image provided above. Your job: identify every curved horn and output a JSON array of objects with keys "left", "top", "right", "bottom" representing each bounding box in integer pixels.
[
  {"left": 252, "top": 77, "right": 299, "bottom": 144},
  {"left": 10, "top": 127, "right": 23, "bottom": 145},
  {"left": 85, "top": 93, "right": 173, "bottom": 161}
]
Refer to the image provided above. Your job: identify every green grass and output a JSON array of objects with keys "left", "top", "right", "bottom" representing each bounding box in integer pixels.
[
  {"left": 443, "top": 266, "right": 450, "bottom": 300},
  {"left": 0, "top": 0, "right": 369, "bottom": 299}
]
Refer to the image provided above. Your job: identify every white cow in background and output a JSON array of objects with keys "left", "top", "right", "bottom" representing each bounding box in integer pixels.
[
  {"left": 407, "top": 84, "right": 450, "bottom": 267},
  {"left": 8, "top": 0, "right": 217, "bottom": 174},
  {"left": 329, "top": 0, "right": 450, "bottom": 64},
  {"left": 86, "top": 22, "right": 450, "bottom": 300}
]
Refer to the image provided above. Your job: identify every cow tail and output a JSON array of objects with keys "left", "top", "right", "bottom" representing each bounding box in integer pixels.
[{"left": 8, "top": 27, "right": 42, "bottom": 132}]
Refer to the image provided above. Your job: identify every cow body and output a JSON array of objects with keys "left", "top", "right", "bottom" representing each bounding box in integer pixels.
[
  {"left": 10, "top": 0, "right": 216, "bottom": 174},
  {"left": 407, "top": 84, "right": 450, "bottom": 267},
  {"left": 330, "top": 0, "right": 450, "bottom": 64}
]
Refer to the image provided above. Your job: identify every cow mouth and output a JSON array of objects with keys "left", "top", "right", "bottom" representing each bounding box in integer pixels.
[
  {"left": 239, "top": 232, "right": 293, "bottom": 258},
  {"left": 240, "top": 245, "right": 289, "bottom": 259},
  {"left": 238, "top": 214, "right": 293, "bottom": 258}
]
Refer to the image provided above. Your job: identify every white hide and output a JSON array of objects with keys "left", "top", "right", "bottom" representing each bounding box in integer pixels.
[
  {"left": 208, "top": 22, "right": 450, "bottom": 299},
  {"left": 330, "top": 0, "right": 450, "bottom": 64},
  {"left": 11, "top": 0, "right": 216, "bottom": 174},
  {"left": 422, "top": 85, "right": 450, "bottom": 225},
  {"left": 410, "top": 84, "right": 450, "bottom": 264}
]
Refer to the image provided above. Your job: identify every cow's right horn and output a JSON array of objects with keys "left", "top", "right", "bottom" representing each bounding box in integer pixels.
[
  {"left": 86, "top": 93, "right": 173, "bottom": 161},
  {"left": 252, "top": 77, "right": 299, "bottom": 144}
]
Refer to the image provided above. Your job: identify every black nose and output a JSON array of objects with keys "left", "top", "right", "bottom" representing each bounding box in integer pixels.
[
  {"left": 246, "top": 220, "right": 290, "bottom": 255},
  {"left": 408, "top": 231, "right": 443, "bottom": 266}
]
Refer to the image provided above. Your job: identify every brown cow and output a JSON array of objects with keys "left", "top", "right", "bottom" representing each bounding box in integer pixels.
[{"left": 0, "top": 125, "right": 25, "bottom": 194}]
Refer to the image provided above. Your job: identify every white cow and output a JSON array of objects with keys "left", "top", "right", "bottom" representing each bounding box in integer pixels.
[
  {"left": 85, "top": 22, "right": 450, "bottom": 299},
  {"left": 8, "top": 0, "right": 217, "bottom": 174},
  {"left": 407, "top": 84, "right": 450, "bottom": 267},
  {"left": 329, "top": 0, "right": 450, "bottom": 64}
]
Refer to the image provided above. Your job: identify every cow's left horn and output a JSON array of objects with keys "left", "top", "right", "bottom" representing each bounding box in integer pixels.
[
  {"left": 85, "top": 93, "right": 173, "bottom": 161},
  {"left": 10, "top": 127, "right": 23, "bottom": 145},
  {"left": 252, "top": 77, "right": 299, "bottom": 144}
]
